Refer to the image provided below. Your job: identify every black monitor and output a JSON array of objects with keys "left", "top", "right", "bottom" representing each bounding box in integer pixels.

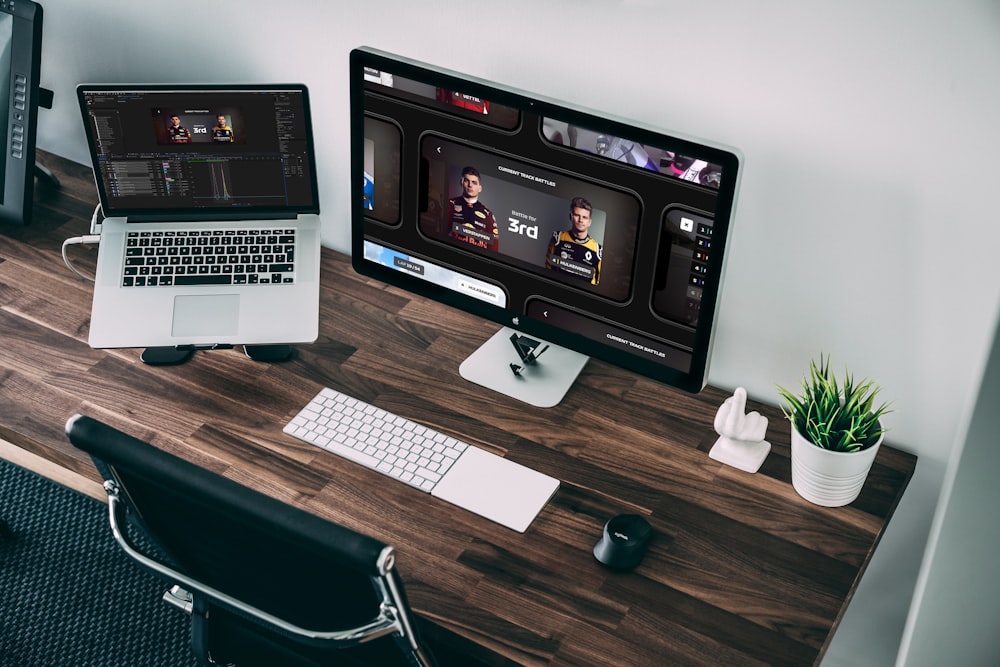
[
  {"left": 350, "top": 47, "right": 742, "bottom": 407},
  {"left": 0, "top": 0, "right": 47, "bottom": 226}
]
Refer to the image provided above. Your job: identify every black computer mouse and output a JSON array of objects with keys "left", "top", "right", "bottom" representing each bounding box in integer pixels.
[{"left": 593, "top": 514, "right": 652, "bottom": 570}]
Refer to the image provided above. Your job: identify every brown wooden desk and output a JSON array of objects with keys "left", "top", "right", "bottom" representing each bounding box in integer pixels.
[{"left": 0, "top": 152, "right": 916, "bottom": 666}]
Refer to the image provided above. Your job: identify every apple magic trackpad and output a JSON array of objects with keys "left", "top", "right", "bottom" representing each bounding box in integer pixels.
[
  {"left": 172, "top": 294, "right": 240, "bottom": 337},
  {"left": 432, "top": 446, "right": 560, "bottom": 532}
]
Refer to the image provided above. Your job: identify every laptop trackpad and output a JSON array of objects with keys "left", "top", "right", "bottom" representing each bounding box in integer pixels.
[{"left": 172, "top": 295, "right": 240, "bottom": 337}]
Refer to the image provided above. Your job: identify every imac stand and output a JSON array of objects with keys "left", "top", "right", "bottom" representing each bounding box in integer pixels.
[{"left": 459, "top": 327, "right": 588, "bottom": 408}]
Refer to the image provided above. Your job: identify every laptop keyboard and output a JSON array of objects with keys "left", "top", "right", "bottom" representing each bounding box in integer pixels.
[{"left": 122, "top": 228, "right": 296, "bottom": 287}]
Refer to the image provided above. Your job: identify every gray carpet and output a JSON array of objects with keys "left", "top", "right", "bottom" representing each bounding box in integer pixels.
[{"left": 0, "top": 458, "right": 198, "bottom": 667}]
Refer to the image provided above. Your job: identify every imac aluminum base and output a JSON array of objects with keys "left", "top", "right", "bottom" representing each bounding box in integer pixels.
[{"left": 459, "top": 327, "right": 588, "bottom": 408}]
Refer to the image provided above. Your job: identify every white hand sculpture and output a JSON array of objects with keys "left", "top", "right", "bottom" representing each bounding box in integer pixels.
[
  {"left": 709, "top": 387, "right": 771, "bottom": 473},
  {"left": 714, "top": 387, "right": 768, "bottom": 442}
]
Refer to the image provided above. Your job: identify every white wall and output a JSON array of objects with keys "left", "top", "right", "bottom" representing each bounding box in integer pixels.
[
  {"left": 31, "top": 1, "right": 1000, "bottom": 664},
  {"left": 898, "top": 313, "right": 1000, "bottom": 666}
]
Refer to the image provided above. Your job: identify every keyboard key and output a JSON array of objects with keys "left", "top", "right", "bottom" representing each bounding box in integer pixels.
[{"left": 175, "top": 275, "right": 232, "bottom": 286}]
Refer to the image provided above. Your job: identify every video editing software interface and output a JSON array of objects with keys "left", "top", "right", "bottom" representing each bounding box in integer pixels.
[
  {"left": 80, "top": 87, "right": 317, "bottom": 216},
  {"left": 355, "top": 52, "right": 740, "bottom": 389}
]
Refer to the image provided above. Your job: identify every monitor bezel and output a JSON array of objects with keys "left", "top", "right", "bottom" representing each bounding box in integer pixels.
[{"left": 349, "top": 46, "right": 742, "bottom": 394}]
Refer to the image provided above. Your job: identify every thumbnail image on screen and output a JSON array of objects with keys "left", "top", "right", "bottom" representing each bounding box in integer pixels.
[
  {"left": 418, "top": 135, "right": 638, "bottom": 302},
  {"left": 362, "top": 116, "right": 401, "bottom": 224},
  {"left": 153, "top": 108, "right": 245, "bottom": 145},
  {"left": 542, "top": 119, "right": 724, "bottom": 189},
  {"left": 363, "top": 66, "right": 521, "bottom": 130},
  {"left": 653, "top": 208, "right": 716, "bottom": 326},
  {"left": 363, "top": 138, "right": 375, "bottom": 211}
]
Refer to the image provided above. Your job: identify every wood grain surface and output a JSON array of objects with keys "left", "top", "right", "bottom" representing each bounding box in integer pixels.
[{"left": 0, "top": 152, "right": 916, "bottom": 666}]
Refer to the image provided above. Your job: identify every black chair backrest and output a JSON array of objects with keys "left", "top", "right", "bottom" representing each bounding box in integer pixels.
[{"left": 65, "top": 414, "right": 435, "bottom": 667}]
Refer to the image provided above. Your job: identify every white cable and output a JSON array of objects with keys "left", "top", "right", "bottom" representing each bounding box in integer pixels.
[
  {"left": 89, "top": 202, "right": 103, "bottom": 235},
  {"left": 62, "top": 202, "right": 103, "bottom": 282},
  {"left": 62, "top": 235, "right": 101, "bottom": 282}
]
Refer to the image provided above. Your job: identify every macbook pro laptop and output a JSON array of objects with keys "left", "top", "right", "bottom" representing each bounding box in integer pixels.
[{"left": 76, "top": 84, "right": 322, "bottom": 350}]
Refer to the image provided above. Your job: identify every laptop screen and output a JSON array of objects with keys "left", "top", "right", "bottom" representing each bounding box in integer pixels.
[{"left": 77, "top": 85, "right": 319, "bottom": 221}]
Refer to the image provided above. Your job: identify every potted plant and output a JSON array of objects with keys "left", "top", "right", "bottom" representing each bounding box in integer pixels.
[{"left": 776, "top": 355, "right": 892, "bottom": 507}]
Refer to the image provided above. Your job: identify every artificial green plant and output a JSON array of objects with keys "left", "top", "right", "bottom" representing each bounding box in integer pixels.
[{"left": 776, "top": 355, "right": 891, "bottom": 452}]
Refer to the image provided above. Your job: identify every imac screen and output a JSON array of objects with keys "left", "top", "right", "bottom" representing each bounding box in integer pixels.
[{"left": 350, "top": 47, "right": 742, "bottom": 405}]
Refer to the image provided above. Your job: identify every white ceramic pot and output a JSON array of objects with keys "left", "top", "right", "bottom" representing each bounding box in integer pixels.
[{"left": 790, "top": 426, "right": 883, "bottom": 507}]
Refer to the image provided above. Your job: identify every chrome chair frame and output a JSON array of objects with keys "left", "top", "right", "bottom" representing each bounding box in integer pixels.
[{"left": 66, "top": 414, "right": 437, "bottom": 667}]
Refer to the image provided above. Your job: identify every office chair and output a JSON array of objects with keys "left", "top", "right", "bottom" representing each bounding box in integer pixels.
[{"left": 65, "top": 414, "right": 438, "bottom": 667}]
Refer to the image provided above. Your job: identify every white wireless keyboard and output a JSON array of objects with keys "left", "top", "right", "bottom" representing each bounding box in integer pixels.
[{"left": 284, "top": 387, "right": 560, "bottom": 532}]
